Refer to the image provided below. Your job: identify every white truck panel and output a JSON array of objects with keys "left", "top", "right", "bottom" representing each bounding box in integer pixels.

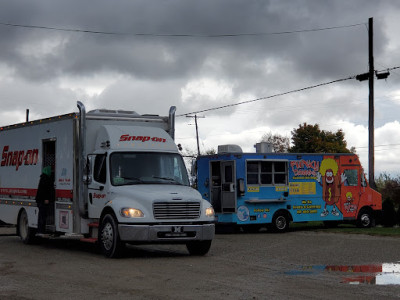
[{"left": 0, "top": 118, "right": 75, "bottom": 195}]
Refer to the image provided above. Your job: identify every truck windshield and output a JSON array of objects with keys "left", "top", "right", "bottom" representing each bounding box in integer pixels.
[{"left": 110, "top": 152, "right": 190, "bottom": 186}]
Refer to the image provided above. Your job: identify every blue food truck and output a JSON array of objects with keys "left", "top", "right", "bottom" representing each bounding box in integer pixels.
[{"left": 195, "top": 143, "right": 382, "bottom": 232}]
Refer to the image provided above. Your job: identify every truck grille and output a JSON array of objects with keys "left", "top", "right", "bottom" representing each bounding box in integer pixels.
[{"left": 153, "top": 202, "right": 201, "bottom": 220}]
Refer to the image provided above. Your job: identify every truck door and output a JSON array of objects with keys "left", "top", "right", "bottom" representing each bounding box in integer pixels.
[
  {"left": 42, "top": 139, "right": 56, "bottom": 228},
  {"left": 87, "top": 154, "right": 108, "bottom": 218},
  {"left": 340, "top": 167, "right": 360, "bottom": 219},
  {"left": 221, "top": 161, "right": 236, "bottom": 213},
  {"left": 210, "top": 161, "right": 222, "bottom": 213},
  {"left": 209, "top": 160, "right": 237, "bottom": 213}
]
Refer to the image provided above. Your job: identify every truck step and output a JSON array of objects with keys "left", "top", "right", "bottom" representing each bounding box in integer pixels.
[
  {"left": 80, "top": 237, "right": 98, "bottom": 244},
  {"left": 60, "top": 233, "right": 84, "bottom": 240},
  {"left": 88, "top": 222, "right": 99, "bottom": 228}
]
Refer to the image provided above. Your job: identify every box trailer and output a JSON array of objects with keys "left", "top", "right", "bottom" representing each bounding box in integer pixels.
[
  {"left": 196, "top": 143, "right": 382, "bottom": 232},
  {"left": 0, "top": 102, "right": 215, "bottom": 257}
]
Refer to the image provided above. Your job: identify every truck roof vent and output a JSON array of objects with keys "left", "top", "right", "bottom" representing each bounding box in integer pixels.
[
  {"left": 218, "top": 144, "right": 243, "bottom": 154},
  {"left": 88, "top": 109, "right": 140, "bottom": 117},
  {"left": 255, "top": 142, "right": 274, "bottom": 153}
]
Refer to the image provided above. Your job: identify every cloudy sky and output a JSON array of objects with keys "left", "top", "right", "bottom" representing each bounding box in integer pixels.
[{"left": 1, "top": 0, "right": 400, "bottom": 178}]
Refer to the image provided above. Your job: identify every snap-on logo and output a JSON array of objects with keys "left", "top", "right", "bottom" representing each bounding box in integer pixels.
[
  {"left": 93, "top": 193, "right": 106, "bottom": 199},
  {"left": 1, "top": 146, "right": 39, "bottom": 171},
  {"left": 119, "top": 134, "right": 166, "bottom": 143}
]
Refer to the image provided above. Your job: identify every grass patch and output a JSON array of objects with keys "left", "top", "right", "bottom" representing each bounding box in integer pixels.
[{"left": 290, "top": 222, "right": 400, "bottom": 237}]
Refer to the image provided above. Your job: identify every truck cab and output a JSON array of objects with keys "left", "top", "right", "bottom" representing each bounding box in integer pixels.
[{"left": 85, "top": 125, "right": 215, "bottom": 257}]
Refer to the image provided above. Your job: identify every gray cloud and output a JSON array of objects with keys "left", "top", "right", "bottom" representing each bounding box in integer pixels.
[
  {"left": 0, "top": 0, "right": 391, "bottom": 84},
  {"left": 1, "top": 0, "right": 400, "bottom": 174}
]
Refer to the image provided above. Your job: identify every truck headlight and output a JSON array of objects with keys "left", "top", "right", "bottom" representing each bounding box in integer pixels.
[
  {"left": 205, "top": 206, "right": 215, "bottom": 217},
  {"left": 120, "top": 208, "right": 144, "bottom": 218}
]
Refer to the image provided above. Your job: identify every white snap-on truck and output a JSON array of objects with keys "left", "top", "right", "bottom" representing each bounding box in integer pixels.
[{"left": 0, "top": 102, "right": 215, "bottom": 257}]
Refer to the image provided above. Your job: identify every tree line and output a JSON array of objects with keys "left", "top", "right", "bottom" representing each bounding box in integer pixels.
[{"left": 260, "top": 122, "right": 354, "bottom": 153}]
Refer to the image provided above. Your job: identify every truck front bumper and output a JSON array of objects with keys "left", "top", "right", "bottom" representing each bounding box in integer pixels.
[{"left": 118, "top": 223, "right": 215, "bottom": 242}]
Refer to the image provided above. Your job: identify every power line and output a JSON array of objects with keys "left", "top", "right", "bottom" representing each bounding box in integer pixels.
[
  {"left": 0, "top": 21, "right": 365, "bottom": 37},
  {"left": 356, "top": 143, "right": 400, "bottom": 149},
  {"left": 177, "top": 76, "right": 356, "bottom": 117},
  {"left": 177, "top": 65, "right": 400, "bottom": 117}
]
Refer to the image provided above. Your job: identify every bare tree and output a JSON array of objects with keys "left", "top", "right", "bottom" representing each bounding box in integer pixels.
[{"left": 260, "top": 132, "right": 290, "bottom": 153}]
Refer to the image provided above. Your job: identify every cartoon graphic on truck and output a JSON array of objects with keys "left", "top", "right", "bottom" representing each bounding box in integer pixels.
[
  {"left": 195, "top": 143, "right": 382, "bottom": 232},
  {"left": 317, "top": 158, "right": 343, "bottom": 217},
  {"left": 0, "top": 102, "right": 215, "bottom": 257}
]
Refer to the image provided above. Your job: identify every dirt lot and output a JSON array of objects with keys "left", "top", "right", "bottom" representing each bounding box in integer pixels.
[{"left": 1, "top": 226, "right": 400, "bottom": 300}]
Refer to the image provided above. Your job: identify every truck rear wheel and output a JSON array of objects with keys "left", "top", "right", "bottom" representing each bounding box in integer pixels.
[
  {"left": 186, "top": 240, "right": 212, "bottom": 256},
  {"left": 270, "top": 212, "right": 289, "bottom": 233},
  {"left": 99, "top": 214, "right": 124, "bottom": 258},
  {"left": 18, "top": 209, "right": 36, "bottom": 244}
]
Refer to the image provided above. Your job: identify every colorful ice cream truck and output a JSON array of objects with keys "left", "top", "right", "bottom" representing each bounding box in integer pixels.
[{"left": 195, "top": 143, "right": 382, "bottom": 232}]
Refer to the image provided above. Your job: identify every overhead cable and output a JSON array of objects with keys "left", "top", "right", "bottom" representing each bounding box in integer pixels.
[
  {"left": 177, "top": 76, "right": 356, "bottom": 117},
  {"left": 178, "top": 65, "right": 400, "bottom": 117},
  {"left": 0, "top": 21, "right": 365, "bottom": 37}
]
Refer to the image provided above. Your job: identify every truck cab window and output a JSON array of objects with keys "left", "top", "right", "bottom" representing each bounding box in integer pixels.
[
  {"left": 361, "top": 173, "right": 367, "bottom": 187},
  {"left": 94, "top": 154, "right": 106, "bottom": 184},
  {"left": 343, "top": 169, "right": 358, "bottom": 186},
  {"left": 110, "top": 152, "right": 190, "bottom": 186}
]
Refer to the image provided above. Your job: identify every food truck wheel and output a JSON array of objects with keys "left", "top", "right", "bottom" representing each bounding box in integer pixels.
[
  {"left": 99, "top": 214, "right": 125, "bottom": 258},
  {"left": 186, "top": 240, "right": 212, "bottom": 256},
  {"left": 271, "top": 212, "right": 289, "bottom": 233},
  {"left": 18, "top": 209, "right": 36, "bottom": 244},
  {"left": 356, "top": 209, "right": 374, "bottom": 228}
]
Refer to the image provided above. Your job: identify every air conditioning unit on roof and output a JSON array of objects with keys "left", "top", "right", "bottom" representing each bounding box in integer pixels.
[{"left": 218, "top": 144, "right": 243, "bottom": 154}]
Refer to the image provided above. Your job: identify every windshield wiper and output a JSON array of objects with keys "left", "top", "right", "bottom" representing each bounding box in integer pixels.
[
  {"left": 114, "top": 176, "right": 145, "bottom": 185},
  {"left": 152, "top": 176, "right": 183, "bottom": 185}
]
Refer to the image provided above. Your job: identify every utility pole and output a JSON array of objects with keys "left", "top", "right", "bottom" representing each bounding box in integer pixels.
[
  {"left": 356, "top": 17, "right": 389, "bottom": 189},
  {"left": 368, "top": 17, "right": 376, "bottom": 189},
  {"left": 186, "top": 115, "right": 205, "bottom": 156}
]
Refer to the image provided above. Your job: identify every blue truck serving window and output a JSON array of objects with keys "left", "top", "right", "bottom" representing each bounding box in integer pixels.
[{"left": 246, "top": 160, "right": 287, "bottom": 185}]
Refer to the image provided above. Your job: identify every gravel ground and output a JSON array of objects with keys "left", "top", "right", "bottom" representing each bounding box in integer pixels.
[{"left": 1, "top": 226, "right": 400, "bottom": 299}]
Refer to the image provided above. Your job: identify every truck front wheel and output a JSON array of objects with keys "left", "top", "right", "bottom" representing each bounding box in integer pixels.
[
  {"left": 357, "top": 209, "right": 375, "bottom": 228},
  {"left": 99, "top": 214, "right": 124, "bottom": 258},
  {"left": 186, "top": 240, "right": 212, "bottom": 256}
]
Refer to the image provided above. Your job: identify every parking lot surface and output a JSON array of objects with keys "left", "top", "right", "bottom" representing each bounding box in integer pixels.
[{"left": 1, "top": 226, "right": 400, "bottom": 299}]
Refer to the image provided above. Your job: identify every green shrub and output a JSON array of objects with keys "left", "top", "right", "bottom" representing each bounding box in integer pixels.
[{"left": 382, "top": 198, "right": 397, "bottom": 227}]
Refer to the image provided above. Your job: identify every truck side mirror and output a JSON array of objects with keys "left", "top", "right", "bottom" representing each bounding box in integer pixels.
[
  {"left": 237, "top": 178, "right": 245, "bottom": 196},
  {"left": 85, "top": 156, "right": 93, "bottom": 185},
  {"left": 190, "top": 159, "right": 197, "bottom": 177}
]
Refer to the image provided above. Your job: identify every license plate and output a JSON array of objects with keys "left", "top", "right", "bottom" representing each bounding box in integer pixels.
[
  {"left": 164, "top": 226, "right": 187, "bottom": 237},
  {"left": 172, "top": 226, "right": 183, "bottom": 233}
]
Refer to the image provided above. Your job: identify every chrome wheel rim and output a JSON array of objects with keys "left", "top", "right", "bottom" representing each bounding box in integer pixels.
[
  {"left": 101, "top": 222, "right": 114, "bottom": 251},
  {"left": 276, "top": 216, "right": 286, "bottom": 230},
  {"left": 361, "top": 214, "right": 370, "bottom": 227}
]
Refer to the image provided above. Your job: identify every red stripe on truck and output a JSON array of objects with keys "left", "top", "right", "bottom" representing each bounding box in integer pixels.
[{"left": 0, "top": 187, "right": 73, "bottom": 199}]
